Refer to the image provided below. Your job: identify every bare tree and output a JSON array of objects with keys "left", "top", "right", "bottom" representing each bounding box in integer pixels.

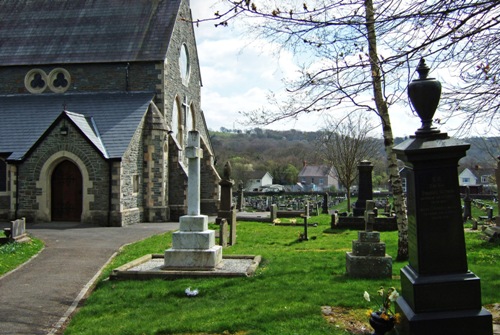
[
  {"left": 194, "top": 0, "right": 500, "bottom": 260},
  {"left": 317, "top": 113, "right": 379, "bottom": 211}
]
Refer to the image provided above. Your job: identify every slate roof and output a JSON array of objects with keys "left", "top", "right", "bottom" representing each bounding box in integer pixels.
[
  {"left": 0, "top": 92, "right": 154, "bottom": 160},
  {"left": 0, "top": 0, "right": 182, "bottom": 66},
  {"left": 298, "top": 165, "right": 334, "bottom": 177}
]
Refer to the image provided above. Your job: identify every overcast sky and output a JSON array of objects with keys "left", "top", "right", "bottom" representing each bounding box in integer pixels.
[{"left": 189, "top": 1, "right": 481, "bottom": 138}]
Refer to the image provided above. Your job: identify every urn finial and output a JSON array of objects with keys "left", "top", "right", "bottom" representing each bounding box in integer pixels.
[{"left": 408, "top": 58, "right": 442, "bottom": 137}]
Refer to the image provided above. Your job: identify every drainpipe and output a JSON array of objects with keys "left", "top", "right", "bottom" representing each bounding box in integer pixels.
[
  {"left": 125, "top": 63, "right": 130, "bottom": 92},
  {"left": 14, "top": 163, "right": 19, "bottom": 219},
  {"left": 108, "top": 160, "right": 113, "bottom": 227}
]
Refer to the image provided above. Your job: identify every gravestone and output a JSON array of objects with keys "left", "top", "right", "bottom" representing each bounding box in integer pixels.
[
  {"left": 322, "top": 192, "right": 329, "bottom": 214},
  {"left": 463, "top": 186, "right": 472, "bottom": 222},
  {"left": 217, "top": 161, "right": 237, "bottom": 245},
  {"left": 164, "top": 131, "right": 223, "bottom": 270},
  {"left": 483, "top": 156, "right": 500, "bottom": 241},
  {"left": 236, "top": 181, "right": 244, "bottom": 211},
  {"left": 270, "top": 204, "right": 278, "bottom": 222},
  {"left": 345, "top": 200, "right": 392, "bottom": 278},
  {"left": 393, "top": 59, "right": 492, "bottom": 335},
  {"left": 353, "top": 160, "right": 374, "bottom": 216},
  {"left": 4, "top": 217, "right": 28, "bottom": 242}
]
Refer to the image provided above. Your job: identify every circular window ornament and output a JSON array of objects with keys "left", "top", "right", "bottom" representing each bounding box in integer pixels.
[
  {"left": 179, "top": 44, "right": 190, "bottom": 85},
  {"left": 48, "top": 68, "right": 71, "bottom": 93},
  {"left": 24, "top": 69, "right": 48, "bottom": 94}
]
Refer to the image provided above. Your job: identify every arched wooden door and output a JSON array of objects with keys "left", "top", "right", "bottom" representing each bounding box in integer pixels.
[{"left": 51, "top": 160, "right": 82, "bottom": 221}]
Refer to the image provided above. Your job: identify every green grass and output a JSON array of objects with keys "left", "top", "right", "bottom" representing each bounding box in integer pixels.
[
  {"left": 0, "top": 236, "right": 44, "bottom": 276},
  {"left": 64, "top": 214, "right": 499, "bottom": 335}
]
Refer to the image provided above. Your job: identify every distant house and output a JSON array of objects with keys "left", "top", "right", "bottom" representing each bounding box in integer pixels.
[
  {"left": 246, "top": 172, "right": 273, "bottom": 192},
  {"left": 298, "top": 164, "right": 340, "bottom": 192},
  {"left": 458, "top": 166, "right": 495, "bottom": 194}
]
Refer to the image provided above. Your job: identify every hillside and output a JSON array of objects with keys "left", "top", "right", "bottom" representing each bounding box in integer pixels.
[{"left": 209, "top": 128, "right": 499, "bottom": 188}]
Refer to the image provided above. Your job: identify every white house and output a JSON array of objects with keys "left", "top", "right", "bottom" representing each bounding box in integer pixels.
[
  {"left": 246, "top": 172, "right": 273, "bottom": 192},
  {"left": 459, "top": 168, "right": 478, "bottom": 186}
]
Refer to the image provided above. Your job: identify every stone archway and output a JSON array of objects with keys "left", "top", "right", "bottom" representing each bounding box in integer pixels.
[{"left": 51, "top": 160, "right": 83, "bottom": 221}]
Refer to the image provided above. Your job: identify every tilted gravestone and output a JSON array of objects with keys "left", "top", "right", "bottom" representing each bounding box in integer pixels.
[{"left": 393, "top": 59, "right": 492, "bottom": 335}]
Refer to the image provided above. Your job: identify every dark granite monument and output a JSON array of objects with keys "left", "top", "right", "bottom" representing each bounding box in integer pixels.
[
  {"left": 393, "top": 58, "right": 492, "bottom": 335},
  {"left": 353, "top": 160, "right": 374, "bottom": 216}
]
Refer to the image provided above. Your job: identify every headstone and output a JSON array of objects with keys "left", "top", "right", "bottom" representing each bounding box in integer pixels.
[
  {"left": 483, "top": 157, "right": 500, "bottom": 241},
  {"left": 302, "top": 202, "right": 309, "bottom": 240},
  {"left": 164, "top": 131, "right": 223, "bottom": 270},
  {"left": 236, "top": 181, "right": 244, "bottom": 211},
  {"left": 4, "top": 217, "right": 28, "bottom": 242},
  {"left": 217, "top": 161, "right": 237, "bottom": 245},
  {"left": 463, "top": 186, "right": 472, "bottom": 222},
  {"left": 345, "top": 200, "right": 392, "bottom": 278},
  {"left": 270, "top": 204, "right": 278, "bottom": 222},
  {"left": 216, "top": 218, "right": 228, "bottom": 247},
  {"left": 353, "top": 160, "right": 374, "bottom": 216},
  {"left": 393, "top": 59, "right": 492, "bottom": 335},
  {"left": 322, "top": 193, "right": 329, "bottom": 214}
]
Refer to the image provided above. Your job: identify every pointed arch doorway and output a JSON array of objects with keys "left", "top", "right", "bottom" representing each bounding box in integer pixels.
[{"left": 51, "top": 160, "right": 83, "bottom": 221}]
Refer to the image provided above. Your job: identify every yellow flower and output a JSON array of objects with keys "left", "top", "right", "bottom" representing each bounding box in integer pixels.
[
  {"left": 380, "top": 313, "right": 390, "bottom": 321},
  {"left": 394, "top": 313, "right": 401, "bottom": 324},
  {"left": 366, "top": 309, "right": 373, "bottom": 317}
]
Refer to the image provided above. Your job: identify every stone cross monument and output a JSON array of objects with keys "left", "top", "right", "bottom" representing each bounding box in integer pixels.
[
  {"left": 345, "top": 200, "right": 392, "bottom": 278},
  {"left": 393, "top": 59, "right": 492, "bottom": 335},
  {"left": 164, "top": 131, "right": 223, "bottom": 270}
]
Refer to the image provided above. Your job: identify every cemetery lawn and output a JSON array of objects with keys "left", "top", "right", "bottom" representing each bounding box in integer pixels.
[
  {"left": 0, "top": 236, "right": 44, "bottom": 276},
  {"left": 64, "top": 215, "right": 499, "bottom": 335}
]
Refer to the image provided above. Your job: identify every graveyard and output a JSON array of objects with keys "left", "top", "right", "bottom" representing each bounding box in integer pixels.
[{"left": 57, "top": 207, "right": 498, "bottom": 335}]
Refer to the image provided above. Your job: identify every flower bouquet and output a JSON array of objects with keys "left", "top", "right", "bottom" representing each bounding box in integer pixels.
[{"left": 363, "top": 287, "right": 400, "bottom": 335}]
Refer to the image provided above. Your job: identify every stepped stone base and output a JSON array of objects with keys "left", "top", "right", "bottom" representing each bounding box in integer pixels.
[
  {"left": 346, "top": 230, "right": 392, "bottom": 278},
  {"left": 396, "top": 297, "right": 493, "bottom": 335},
  {"left": 346, "top": 252, "right": 392, "bottom": 278},
  {"left": 164, "top": 246, "right": 223, "bottom": 270}
]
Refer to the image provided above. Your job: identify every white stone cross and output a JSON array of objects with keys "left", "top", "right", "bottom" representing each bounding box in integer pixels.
[{"left": 185, "top": 130, "right": 203, "bottom": 216}]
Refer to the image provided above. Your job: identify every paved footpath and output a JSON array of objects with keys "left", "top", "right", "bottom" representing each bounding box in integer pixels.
[{"left": 0, "top": 221, "right": 179, "bottom": 335}]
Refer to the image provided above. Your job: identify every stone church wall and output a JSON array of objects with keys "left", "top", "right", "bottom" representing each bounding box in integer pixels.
[
  {"left": 116, "top": 115, "right": 146, "bottom": 226},
  {"left": 0, "top": 62, "right": 160, "bottom": 95}
]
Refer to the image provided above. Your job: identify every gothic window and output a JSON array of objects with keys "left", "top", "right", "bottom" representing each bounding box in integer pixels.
[
  {"left": 179, "top": 43, "right": 190, "bottom": 85},
  {"left": 172, "top": 97, "right": 183, "bottom": 146},
  {"left": 0, "top": 159, "right": 7, "bottom": 192},
  {"left": 183, "top": 99, "right": 195, "bottom": 132}
]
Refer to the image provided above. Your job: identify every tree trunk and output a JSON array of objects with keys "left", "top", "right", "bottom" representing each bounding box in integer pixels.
[{"left": 364, "top": 0, "right": 408, "bottom": 260}]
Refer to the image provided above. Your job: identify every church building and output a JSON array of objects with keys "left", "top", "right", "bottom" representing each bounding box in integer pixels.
[{"left": 0, "top": 0, "right": 221, "bottom": 226}]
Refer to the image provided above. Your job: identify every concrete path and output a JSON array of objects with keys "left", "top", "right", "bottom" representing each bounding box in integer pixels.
[{"left": 0, "top": 221, "right": 179, "bottom": 335}]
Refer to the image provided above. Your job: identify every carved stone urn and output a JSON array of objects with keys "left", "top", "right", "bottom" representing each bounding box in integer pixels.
[{"left": 407, "top": 58, "right": 442, "bottom": 136}]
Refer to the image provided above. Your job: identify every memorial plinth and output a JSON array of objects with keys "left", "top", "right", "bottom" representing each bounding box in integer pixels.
[
  {"left": 346, "top": 201, "right": 392, "bottom": 278},
  {"left": 393, "top": 59, "right": 492, "bottom": 335},
  {"left": 164, "top": 131, "right": 222, "bottom": 270}
]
